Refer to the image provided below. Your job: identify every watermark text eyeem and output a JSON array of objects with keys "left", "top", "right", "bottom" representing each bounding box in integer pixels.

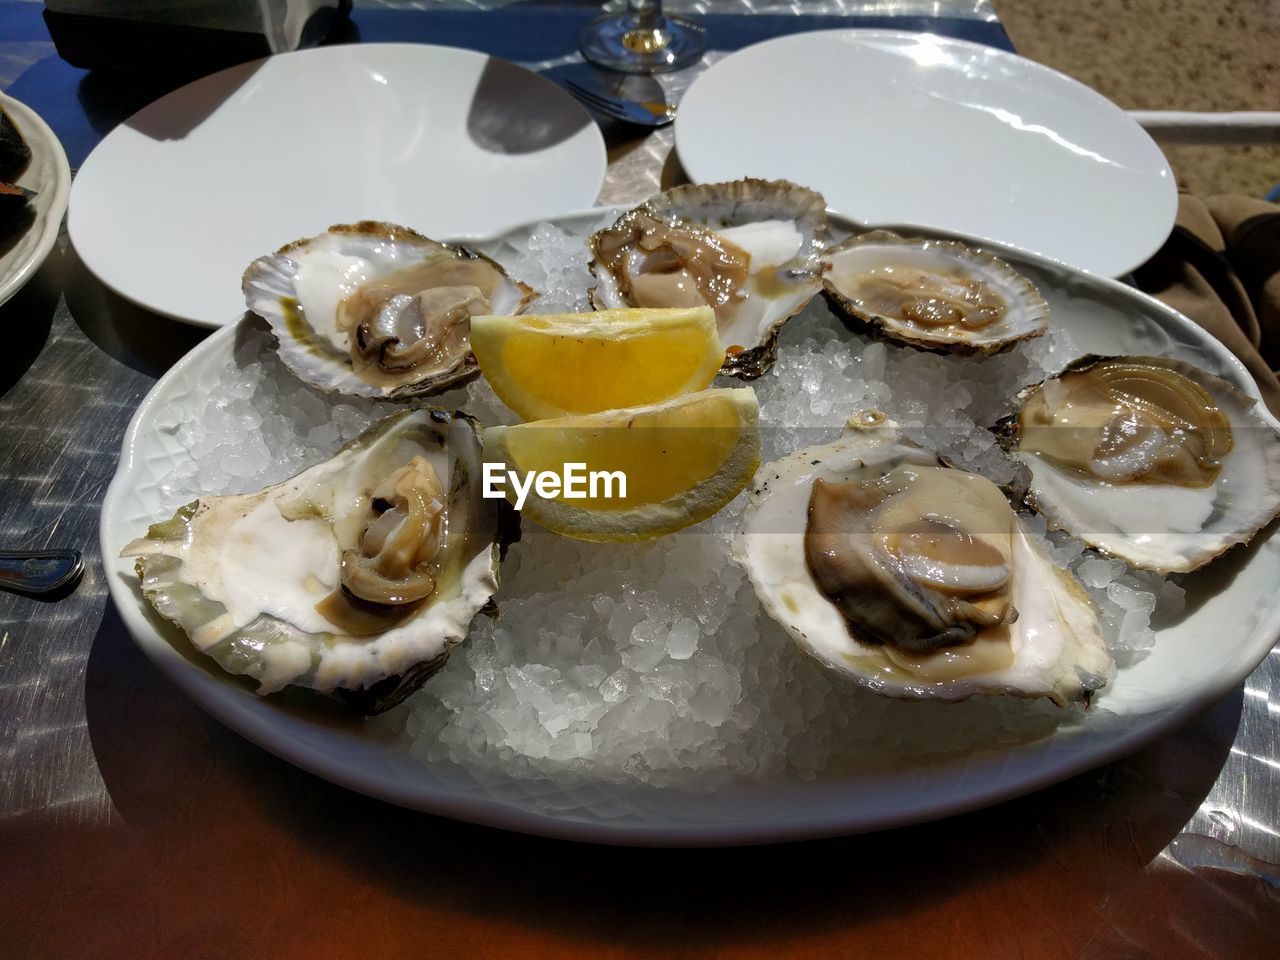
[{"left": 483, "top": 462, "right": 627, "bottom": 510}]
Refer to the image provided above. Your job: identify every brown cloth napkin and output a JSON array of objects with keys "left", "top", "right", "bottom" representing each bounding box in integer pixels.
[{"left": 1133, "top": 192, "right": 1280, "bottom": 415}]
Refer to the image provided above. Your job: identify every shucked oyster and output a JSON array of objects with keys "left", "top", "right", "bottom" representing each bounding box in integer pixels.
[
  {"left": 122, "top": 409, "right": 512, "bottom": 714},
  {"left": 997, "top": 355, "right": 1280, "bottom": 573},
  {"left": 734, "top": 414, "right": 1110, "bottom": 705},
  {"left": 589, "top": 179, "right": 828, "bottom": 378},
  {"left": 823, "top": 231, "right": 1049, "bottom": 354},
  {"left": 244, "top": 222, "right": 537, "bottom": 400}
]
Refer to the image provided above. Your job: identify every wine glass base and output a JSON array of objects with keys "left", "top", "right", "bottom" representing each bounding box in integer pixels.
[{"left": 579, "top": 13, "right": 708, "bottom": 74}]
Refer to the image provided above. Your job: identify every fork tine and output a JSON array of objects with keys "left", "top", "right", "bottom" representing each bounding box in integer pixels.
[
  {"left": 561, "top": 76, "right": 675, "bottom": 126},
  {"left": 563, "top": 77, "right": 612, "bottom": 102},
  {"left": 562, "top": 79, "right": 606, "bottom": 105},
  {"left": 569, "top": 95, "right": 623, "bottom": 121},
  {"left": 566, "top": 78, "right": 669, "bottom": 125},
  {"left": 563, "top": 80, "right": 630, "bottom": 121}
]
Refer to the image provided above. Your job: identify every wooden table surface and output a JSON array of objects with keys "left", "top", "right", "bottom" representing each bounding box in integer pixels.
[{"left": 6, "top": 613, "right": 1274, "bottom": 958}]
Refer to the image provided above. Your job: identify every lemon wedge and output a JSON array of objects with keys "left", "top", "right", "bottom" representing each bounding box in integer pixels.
[
  {"left": 470, "top": 307, "right": 724, "bottom": 421},
  {"left": 483, "top": 388, "right": 760, "bottom": 542}
]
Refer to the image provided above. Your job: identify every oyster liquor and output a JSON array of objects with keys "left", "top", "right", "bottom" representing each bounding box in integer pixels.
[{"left": 483, "top": 463, "right": 627, "bottom": 510}]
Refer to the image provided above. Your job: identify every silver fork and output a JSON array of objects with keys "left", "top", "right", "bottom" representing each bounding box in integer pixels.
[{"left": 563, "top": 77, "right": 677, "bottom": 128}]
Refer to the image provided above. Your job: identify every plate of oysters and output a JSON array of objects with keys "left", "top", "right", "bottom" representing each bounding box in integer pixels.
[
  {"left": 0, "top": 92, "right": 71, "bottom": 308},
  {"left": 101, "top": 179, "right": 1280, "bottom": 845}
]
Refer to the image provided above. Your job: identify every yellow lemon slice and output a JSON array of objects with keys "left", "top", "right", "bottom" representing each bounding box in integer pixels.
[
  {"left": 470, "top": 307, "right": 724, "bottom": 421},
  {"left": 483, "top": 388, "right": 760, "bottom": 542}
]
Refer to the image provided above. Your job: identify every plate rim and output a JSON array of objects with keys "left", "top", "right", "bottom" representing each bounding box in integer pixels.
[
  {"left": 100, "top": 211, "right": 1280, "bottom": 846},
  {"left": 675, "top": 28, "right": 1179, "bottom": 280},
  {"left": 67, "top": 41, "right": 608, "bottom": 330},
  {"left": 0, "top": 92, "right": 72, "bottom": 309}
]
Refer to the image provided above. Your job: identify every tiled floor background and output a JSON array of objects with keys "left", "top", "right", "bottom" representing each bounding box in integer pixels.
[{"left": 994, "top": 0, "right": 1279, "bottom": 198}]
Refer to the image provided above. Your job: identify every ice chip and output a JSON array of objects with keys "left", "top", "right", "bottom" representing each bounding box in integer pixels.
[
  {"left": 862, "top": 342, "right": 887, "bottom": 382},
  {"left": 668, "top": 618, "right": 699, "bottom": 660},
  {"left": 1078, "top": 557, "right": 1119, "bottom": 589}
]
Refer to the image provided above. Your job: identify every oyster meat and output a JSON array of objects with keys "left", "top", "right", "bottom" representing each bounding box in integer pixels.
[
  {"left": 997, "top": 355, "right": 1280, "bottom": 573},
  {"left": 0, "top": 105, "right": 31, "bottom": 181},
  {"left": 734, "top": 413, "right": 1110, "bottom": 705},
  {"left": 589, "top": 179, "right": 828, "bottom": 378},
  {"left": 244, "top": 221, "right": 537, "bottom": 400},
  {"left": 122, "top": 409, "right": 512, "bottom": 713},
  {"left": 823, "top": 231, "right": 1049, "bottom": 354}
]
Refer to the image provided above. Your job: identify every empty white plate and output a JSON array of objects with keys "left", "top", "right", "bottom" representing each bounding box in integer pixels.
[
  {"left": 69, "top": 43, "right": 607, "bottom": 327},
  {"left": 676, "top": 31, "right": 1177, "bottom": 278}
]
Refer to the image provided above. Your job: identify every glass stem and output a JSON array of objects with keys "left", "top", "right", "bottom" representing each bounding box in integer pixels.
[{"left": 627, "top": 0, "right": 662, "bottom": 26}]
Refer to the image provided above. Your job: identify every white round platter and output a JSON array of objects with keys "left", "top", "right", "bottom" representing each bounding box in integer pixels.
[{"left": 100, "top": 211, "right": 1280, "bottom": 846}]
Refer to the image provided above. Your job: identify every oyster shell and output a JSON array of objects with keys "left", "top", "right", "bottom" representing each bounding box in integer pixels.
[
  {"left": 121, "top": 409, "right": 514, "bottom": 714},
  {"left": 588, "top": 178, "right": 828, "bottom": 378},
  {"left": 823, "top": 231, "right": 1049, "bottom": 354},
  {"left": 996, "top": 355, "right": 1280, "bottom": 573},
  {"left": 244, "top": 221, "right": 537, "bottom": 400},
  {"left": 734, "top": 413, "right": 1110, "bottom": 705}
]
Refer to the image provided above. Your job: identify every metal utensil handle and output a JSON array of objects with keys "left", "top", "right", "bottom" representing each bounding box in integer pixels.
[
  {"left": 1128, "top": 110, "right": 1280, "bottom": 145},
  {"left": 0, "top": 549, "right": 85, "bottom": 596}
]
